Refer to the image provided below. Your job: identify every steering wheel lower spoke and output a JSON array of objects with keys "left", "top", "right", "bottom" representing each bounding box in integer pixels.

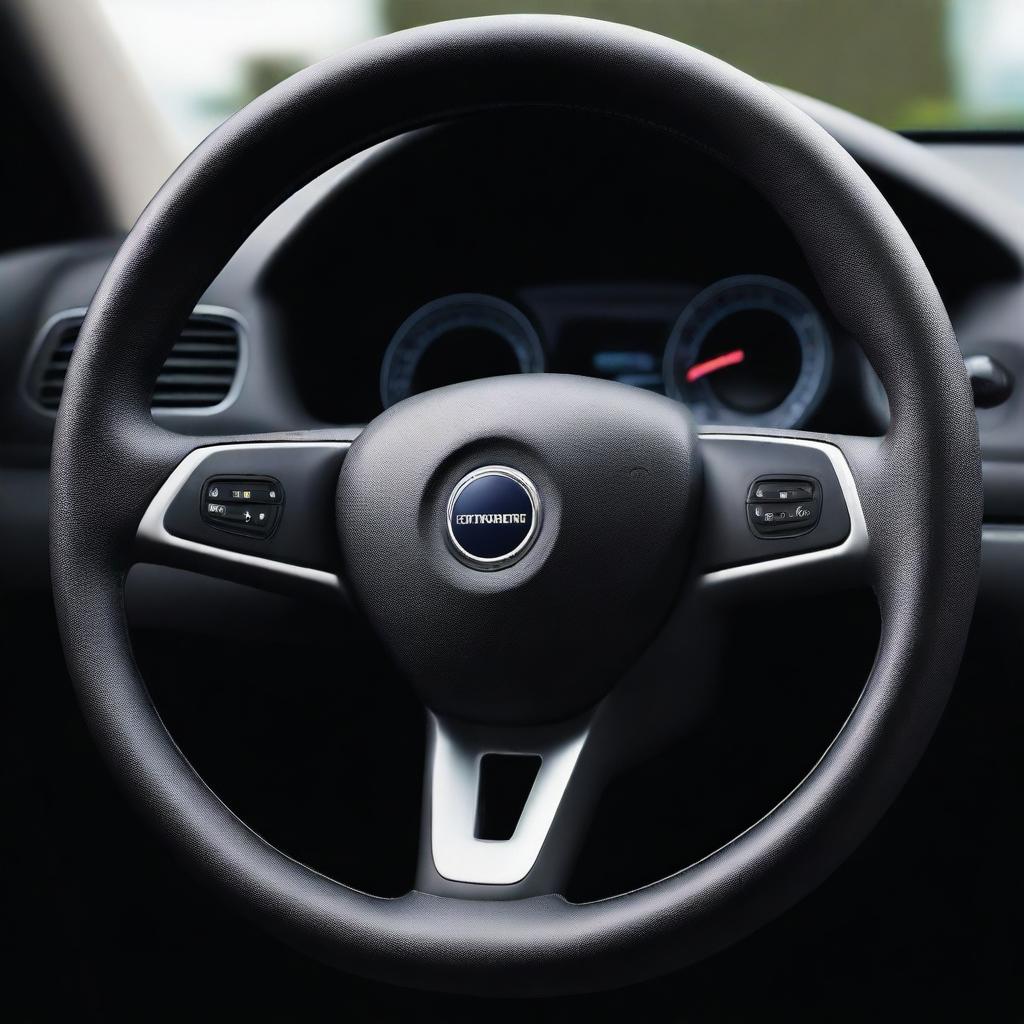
[
  {"left": 134, "top": 432, "right": 354, "bottom": 597},
  {"left": 416, "top": 712, "right": 599, "bottom": 898}
]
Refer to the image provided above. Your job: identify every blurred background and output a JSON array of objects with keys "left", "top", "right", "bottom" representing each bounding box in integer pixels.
[{"left": 95, "top": 0, "right": 1024, "bottom": 152}]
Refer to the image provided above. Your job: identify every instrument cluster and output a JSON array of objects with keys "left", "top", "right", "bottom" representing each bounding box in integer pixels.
[{"left": 379, "top": 276, "right": 832, "bottom": 429}]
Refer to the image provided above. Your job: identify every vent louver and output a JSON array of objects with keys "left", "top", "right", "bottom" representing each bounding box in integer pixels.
[{"left": 28, "top": 308, "right": 243, "bottom": 413}]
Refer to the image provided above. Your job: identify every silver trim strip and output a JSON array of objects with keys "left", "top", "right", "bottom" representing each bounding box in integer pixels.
[
  {"left": 427, "top": 713, "right": 589, "bottom": 886},
  {"left": 21, "top": 304, "right": 249, "bottom": 418},
  {"left": 981, "top": 523, "right": 1024, "bottom": 546},
  {"left": 136, "top": 442, "right": 348, "bottom": 591},
  {"left": 698, "top": 433, "right": 869, "bottom": 585}
]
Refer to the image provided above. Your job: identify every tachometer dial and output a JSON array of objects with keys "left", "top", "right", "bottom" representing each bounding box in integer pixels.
[
  {"left": 663, "top": 275, "right": 831, "bottom": 428},
  {"left": 380, "top": 293, "right": 544, "bottom": 408}
]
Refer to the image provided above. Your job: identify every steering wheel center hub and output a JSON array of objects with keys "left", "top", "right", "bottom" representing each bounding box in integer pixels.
[{"left": 337, "top": 374, "right": 701, "bottom": 724}]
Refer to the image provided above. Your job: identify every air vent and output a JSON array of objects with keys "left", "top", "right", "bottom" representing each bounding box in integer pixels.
[{"left": 27, "top": 308, "right": 243, "bottom": 413}]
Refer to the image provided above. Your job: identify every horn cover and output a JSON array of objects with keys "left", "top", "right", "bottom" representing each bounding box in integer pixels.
[{"left": 337, "top": 374, "right": 701, "bottom": 724}]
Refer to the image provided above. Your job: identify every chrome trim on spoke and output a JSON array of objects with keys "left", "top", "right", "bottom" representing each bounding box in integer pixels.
[
  {"left": 698, "top": 433, "right": 869, "bottom": 586},
  {"left": 427, "top": 713, "right": 589, "bottom": 886},
  {"left": 136, "top": 441, "right": 349, "bottom": 591}
]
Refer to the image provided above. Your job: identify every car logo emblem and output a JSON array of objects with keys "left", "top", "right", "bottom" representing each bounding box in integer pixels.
[{"left": 446, "top": 466, "right": 541, "bottom": 570}]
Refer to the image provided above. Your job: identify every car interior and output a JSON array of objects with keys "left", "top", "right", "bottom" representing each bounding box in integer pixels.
[{"left": 2, "top": 2, "right": 1022, "bottom": 1019}]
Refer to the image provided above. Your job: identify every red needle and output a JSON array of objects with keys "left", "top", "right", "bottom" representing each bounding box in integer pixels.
[{"left": 686, "top": 348, "right": 745, "bottom": 383}]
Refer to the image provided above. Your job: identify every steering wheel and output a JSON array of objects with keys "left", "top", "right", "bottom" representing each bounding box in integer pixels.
[{"left": 51, "top": 16, "right": 981, "bottom": 996}]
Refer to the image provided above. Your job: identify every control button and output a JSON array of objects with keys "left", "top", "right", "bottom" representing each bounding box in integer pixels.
[
  {"left": 747, "top": 478, "right": 816, "bottom": 503},
  {"left": 212, "top": 504, "right": 279, "bottom": 532},
  {"left": 247, "top": 483, "right": 282, "bottom": 504},
  {"left": 748, "top": 499, "right": 820, "bottom": 536},
  {"left": 250, "top": 507, "right": 277, "bottom": 531},
  {"left": 206, "top": 477, "right": 283, "bottom": 505}
]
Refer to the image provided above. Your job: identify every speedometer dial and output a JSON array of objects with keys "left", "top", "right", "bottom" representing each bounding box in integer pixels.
[
  {"left": 380, "top": 293, "right": 544, "bottom": 408},
  {"left": 663, "top": 275, "right": 831, "bottom": 428}
]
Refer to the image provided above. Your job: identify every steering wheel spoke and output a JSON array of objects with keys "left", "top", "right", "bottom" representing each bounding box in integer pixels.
[
  {"left": 134, "top": 432, "right": 353, "bottom": 598},
  {"left": 416, "top": 711, "right": 602, "bottom": 899},
  {"left": 694, "top": 430, "right": 872, "bottom": 601}
]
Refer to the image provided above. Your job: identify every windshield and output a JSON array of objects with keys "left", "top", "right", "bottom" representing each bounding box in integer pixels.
[{"left": 99, "top": 0, "right": 1024, "bottom": 149}]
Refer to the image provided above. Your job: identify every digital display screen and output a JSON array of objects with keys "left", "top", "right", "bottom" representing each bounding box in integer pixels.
[{"left": 556, "top": 318, "right": 670, "bottom": 392}]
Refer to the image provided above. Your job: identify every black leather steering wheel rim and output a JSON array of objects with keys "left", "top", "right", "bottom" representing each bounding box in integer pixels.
[{"left": 50, "top": 15, "right": 981, "bottom": 996}]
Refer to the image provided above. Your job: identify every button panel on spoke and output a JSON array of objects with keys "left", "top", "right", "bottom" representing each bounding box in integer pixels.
[
  {"left": 202, "top": 476, "right": 283, "bottom": 538},
  {"left": 746, "top": 476, "right": 820, "bottom": 538}
]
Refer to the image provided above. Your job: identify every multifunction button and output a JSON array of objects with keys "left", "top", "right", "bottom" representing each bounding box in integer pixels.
[
  {"left": 202, "top": 476, "right": 283, "bottom": 538},
  {"left": 749, "top": 480, "right": 814, "bottom": 502},
  {"left": 746, "top": 476, "right": 820, "bottom": 537}
]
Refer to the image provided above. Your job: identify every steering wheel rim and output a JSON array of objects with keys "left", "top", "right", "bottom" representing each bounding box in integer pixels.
[{"left": 50, "top": 15, "right": 981, "bottom": 996}]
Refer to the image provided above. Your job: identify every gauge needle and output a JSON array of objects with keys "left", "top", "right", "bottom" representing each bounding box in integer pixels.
[{"left": 686, "top": 348, "right": 745, "bottom": 383}]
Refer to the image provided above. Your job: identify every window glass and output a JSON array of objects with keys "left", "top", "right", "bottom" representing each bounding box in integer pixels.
[{"left": 99, "top": 0, "right": 1024, "bottom": 149}]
